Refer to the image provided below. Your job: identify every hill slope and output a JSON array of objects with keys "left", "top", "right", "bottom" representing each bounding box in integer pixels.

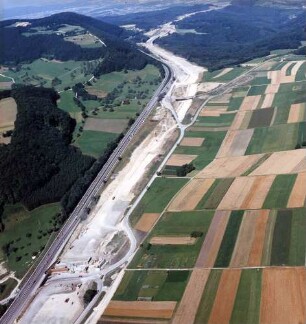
[{"left": 0, "top": 12, "right": 155, "bottom": 75}]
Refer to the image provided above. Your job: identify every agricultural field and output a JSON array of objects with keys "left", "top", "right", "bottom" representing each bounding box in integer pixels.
[
  {"left": 0, "top": 97, "right": 17, "bottom": 144},
  {"left": 57, "top": 64, "right": 161, "bottom": 158},
  {"left": 0, "top": 20, "right": 161, "bottom": 280},
  {"left": 0, "top": 203, "right": 61, "bottom": 278},
  {"left": 0, "top": 278, "right": 18, "bottom": 301},
  {"left": 105, "top": 56, "right": 306, "bottom": 323},
  {"left": 5, "top": 59, "right": 100, "bottom": 91}
]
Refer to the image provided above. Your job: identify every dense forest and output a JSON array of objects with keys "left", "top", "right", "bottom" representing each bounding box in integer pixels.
[
  {"left": 101, "top": 4, "right": 209, "bottom": 31},
  {"left": 0, "top": 86, "right": 95, "bottom": 213},
  {"left": 0, "top": 28, "right": 106, "bottom": 65},
  {"left": 157, "top": 5, "right": 306, "bottom": 70},
  {"left": 0, "top": 12, "right": 157, "bottom": 75},
  {"left": 0, "top": 86, "right": 128, "bottom": 228}
]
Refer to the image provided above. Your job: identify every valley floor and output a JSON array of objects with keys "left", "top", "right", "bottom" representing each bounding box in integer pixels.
[
  {"left": 100, "top": 53, "right": 306, "bottom": 324},
  {"left": 16, "top": 7, "right": 306, "bottom": 324}
]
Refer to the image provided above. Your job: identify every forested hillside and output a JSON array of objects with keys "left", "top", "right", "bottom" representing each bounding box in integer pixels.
[
  {"left": 0, "top": 87, "right": 94, "bottom": 215},
  {"left": 0, "top": 12, "right": 155, "bottom": 76},
  {"left": 157, "top": 5, "right": 306, "bottom": 70}
]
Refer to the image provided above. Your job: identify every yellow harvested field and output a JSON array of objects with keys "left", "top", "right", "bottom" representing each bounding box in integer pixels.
[
  {"left": 209, "top": 93, "right": 232, "bottom": 104},
  {"left": 199, "top": 110, "right": 221, "bottom": 117},
  {"left": 259, "top": 61, "right": 277, "bottom": 71},
  {"left": 196, "top": 154, "right": 265, "bottom": 179},
  {"left": 195, "top": 211, "right": 231, "bottom": 268},
  {"left": 166, "top": 154, "right": 197, "bottom": 167},
  {"left": 172, "top": 269, "right": 210, "bottom": 324},
  {"left": 208, "top": 269, "right": 242, "bottom": 324},
  {"left": 103, "top": 301, "right": 177, "bottom": 319},
  {"left": 134, "top": 213, "right": 160, "bottom": 232},
  {"left": 99, "top": 318, "right": 167, "bottom": 323},
  {"left": 265, "top": 84, "right": 279, "bottom": 94},
  {"left": 230, "top": 210, "right": 269, "bottom": 267},
  {"left": 250, "top": 149, "right": 306, "bottom": 176},
  {"left": 216, "top": 129, "right": 254, "bottom": 158},
  {"left": 287, "top": 172, "right": 306, "bottom": 208},
  {"left": 0, "top": 82, "right": 12, "bottom": 89},
  {"left": 230, "top": 213, "right": 257, "bottom": 267},
  {"left": 291, "top": 60, "right": 305, "bottom": 77},
  {"left": 260, "top": 268, "right": 306, "bottom": 324},
  {"left": 240, "top": 95, "right": 261, "bottom": 111},
  {"left": 287, "top": 103, "right": 306, "bottom": 123},
  {"left": 213, "top": 68, "right": 233, "bottom": 79},
  {"left": 86, "top": 86, "right": 108, "bottom": 98},
  {"left": 0, "top": 97, "right": 17, "bottom": 129},
  {"left": 189, "top": 126, "right": 229, "bottom": 132},
  {"left": 268, "top": 70, "right": 294, "bottom": 84},
  {"left": 217, "top": 175, "right": 275, "bottom": 210},
  {"left": 84, "top": 118, "right": 127, "bottom": 133},
  {"left": 230, "top": 111, "right": 250, "bottom": 130},
  {"left": 267, "top": 61, "right": 303, "bottom": 85},
  {"left": 65, "top": 33, "right": 99, "bottom": 46},
  {"left": 247, "top": 210, "right": 270, "bottom": 266},
  {"left": 205, "top": 106, "right": 228, "bottom": 111},
  {"left": 200, "top": 109, "right": 236, "bottom": 117},
  {"left": 232, "top": 90, "right": 248, "bottom": 98},
  {"left": 240, "top": 175, "right": 275, "bottom": 209},
  {"left": 150, "top": 236, "right": 196, "bottom": 245},
  {"left": 261, "top": 93, "right": 275, "bottom": 109},
  {"left": 168, "top": 178, "right": 215, "bottom": 211},
  {"left": 180, "top": 137, "right": 204, "bottom": 147}
]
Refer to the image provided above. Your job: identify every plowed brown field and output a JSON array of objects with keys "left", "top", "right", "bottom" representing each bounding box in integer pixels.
[
  {"left": 180, "top": 137, "right": 204, "bottom": 147},
  {"left": 208, "top": 269, "right": 242, "bottom": 324},
  {"left": 287, "top": 172, "right": 306, "bottom": 208},
  {"left": 172, "top": 269, "right": 210, "bottom": 324},
  {"left": 166, "top": 154, "right": 197, "bottom": 166},
  {"left": 134, "top": 213, "right": 160, "bottom": 232},
  {"left": 195, "top": 211, "right": 231, "bottom": 268},
  {"left": 103, "top": 301, "right": 177, "bottom": 319},
  {"left": 196, "top": 154, "right": 264, "bottom": 179},
  {"left": 260, "top": 268, "right": 306, "bottom": 324}
]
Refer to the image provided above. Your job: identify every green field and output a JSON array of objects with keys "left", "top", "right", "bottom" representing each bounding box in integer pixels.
[
  {"left": 0, "top": 203, "right": 60, "bottom": 277},
  {"left": 196, "top": 178, "right": 235, "bottom": 210},
  {"left": 269, "top": 208, "right": 306, "bottom": 266},
  {"left": 204, "top": 67, "right": 247, "bottom": 83},
  {"left": 5, "top": 59, "right": 99, "bottom": 91},
  {"left": 263, "top": 174, "right": 297, "bottom": 209},
  {"left": 245, "top": 123, "right": 300, "bottom": 155},
  {"left": 129, "top": 210, "right": 214, "bottom": 269},
  {"left": 0, "top": 278, "right": 18, "bottom": 300},
  {"left": 295, "top": 62, "right": 306, "bottom": 81},
  {"left": 214, "top": 211, "right": 244, "bottom": 268},
  {"left": 196, "top": 113, "right": 236, "bottom": 128},
  {"left": 173, "top": 130, "right": 227, "bottom": 170},
  {"left": 75, "top": 130, "right": 118, "bottom": 158},
  {"left": 58, "top": 91, "right": 80, "bottom": 113},
  {"left": 247, "top": 85, "right": 267, "bottom": 96},
  {"left": 130, "top": 177, "right": 189, "bottom": 226},
  {"left": 195, "top": 270, "right": 222, "bottom": 323},
  {"left": 91, "top": 64, "right": 160, "bottom": 94},
  {"left": 228, "top": 97, "right": 244, "bottom": 111},
  {"left": 230, "top": 269, "right": 262, "bottom": 324},
  {"left": 251, "top": 76, "right": 270, "bottom": 86},
  {"left": 114, "top": 270, "right": 190, "bottom": 302}
]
